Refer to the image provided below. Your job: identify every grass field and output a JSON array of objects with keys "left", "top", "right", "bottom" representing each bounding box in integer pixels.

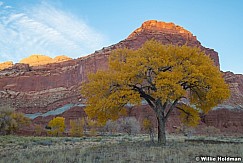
[{"left": 0, "top": 134, "right": 243, "bottom": 163}]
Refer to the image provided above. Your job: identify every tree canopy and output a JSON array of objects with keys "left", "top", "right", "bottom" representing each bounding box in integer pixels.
[
  {"left": 81, "top": 40, "right": 230, "bottom": 145},
  {"left": 0, "top": 107, "right": 30, "bottom": 135},
  {"left": 47, "top": 117, "right": 65, "bottom": 136}
]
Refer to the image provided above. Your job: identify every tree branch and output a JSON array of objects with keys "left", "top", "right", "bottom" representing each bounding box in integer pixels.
[
  {"left": 175, "top": 106, "right": 190, "bottom": 115},
  {"left": 175, "top": 106, "right": 193, "bottom": 122},
  {"left": 109, "top": 83, "right": 120, "bottom": 93},
  {"left": 164, "top": 99, "right": 179, "bottom": 121},
  {"left": 146, "top": 67, "right": 157, "bottom": 91},
  {"left": 144, "top": 98, "right": 155, "bottom": 109},
  {"left": 129, "top": 84, "right": 156, "bottom": 108},
  {"left": 158, "top": 66, "right": 172, "bottom": 72},
  {"left": 191, "top": 87, "right": 204, "bottom": 101}
]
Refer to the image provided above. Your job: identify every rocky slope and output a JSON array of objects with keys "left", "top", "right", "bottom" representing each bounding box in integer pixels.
[{"left": 0, "top": 20, "right": 243, "bottom": 134}]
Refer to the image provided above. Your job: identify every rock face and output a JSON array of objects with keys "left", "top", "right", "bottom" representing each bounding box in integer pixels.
[
  {"left": 0, "top": 61, "right": 13, "bottom": 70},
  {"left": 20, "top": 54, "right": 72, "bottom": 66},
  {"left": 223, "top": 71, "right": 243, "bottom": 106},
  {"left": 126, "top": 20, "right": 220, "bottom": 67},
  {"left": 0, "top": 20, "right": 242, "bottom": 134},
  {"left": 20, "top": 55, "right": 53, "bottom": 66},
  {"left": 53, "top": 55, "right": 72, "bottom": 62},
  {"left": 0, "top": 54, "right": 108, "bottom": 113},
  {"left": 0, "top": 20, "right": 221, "bottom": 112}
]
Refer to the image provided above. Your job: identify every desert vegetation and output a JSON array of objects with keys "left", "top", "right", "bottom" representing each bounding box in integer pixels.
[
  {"left": 0, "top": 107, "right": 30, "bottom": 135},
  {"left": 47, "top": 117, "right": 65, "bottom": 136},
  {"left": 2, "top": 108, "right": 241, "bottom": 162},
  {"left": 0, "top": 134, "right": 242, "bottom": 163}
]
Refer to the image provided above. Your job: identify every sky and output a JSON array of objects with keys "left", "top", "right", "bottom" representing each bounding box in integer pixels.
[{"left": 0, "top": 0, "right": 242, "bottom": 74}]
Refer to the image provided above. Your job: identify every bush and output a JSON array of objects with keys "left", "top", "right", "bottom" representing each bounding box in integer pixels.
[
  {"left": 69, "top": 118, "right": 84, "bottom": 137},
  {"left": 115, "top": 117, "right": 141, "bottom": 135},
  {"left": 103, "top": 120, "right": 117, "bottom": 134},
  {"left": 34, "top": 124, "right": 43, "bottom": 136},
  {"left": 86, "top": 118, "right": 98, "bottom": 136},
  {"left": 0, "top": 106, "right": 30, "bottom": 135},
  {"left": 143, "top": 118, "right": 155, "bottom": 143},
  {"left": 47, "top": 117, "right": 65, "bottom": 136}
]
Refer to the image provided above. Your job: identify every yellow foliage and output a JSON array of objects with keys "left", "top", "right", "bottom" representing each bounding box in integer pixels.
[
  {"left": 86, "top": 118, "right": 99, "bottom": 136},
  {"left": 0, "top": 107, "right": 31, "bottom": 135},
  {"left": 48, "top": 117, "right": 65, "bottom": 136},
  {"left": 178, "top": 104, "right": 200, "bottom": 127},
  {"left": 81, "top": 39, "right": 230, "bottom": 128},
  {"left": 143, "top": 118, "right": 153, "bottom": 131},
  {"left": 10, "top": 112, "right": 30, "bottom": 127},
  {"left": 89, "top": 128, "right": 97, "bottom": 136},
  {"left": 69, "top": 118, "right": 84, "bottom": 137},
  {"left": 34, "top": 124, "right": 43, "bottom": 136}
]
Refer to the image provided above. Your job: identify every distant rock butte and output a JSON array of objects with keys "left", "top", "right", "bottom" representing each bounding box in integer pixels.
[
  {"left": 0, "top": 20, "right": 242, "bottom": 135},
  {"left": 128, "top": 20, "right": 193, "bottom": 39},
  {"left": 125, "top": 20, "right": 220, "bottom": 67},
  {"left": 0, "top": 61, "right": 13, "bottom": 70},
  {"left": 53, "top": 55, "right": 72, "bottom": 62},
  {"left": 19, "top": 54, "right": 72, "bottom": 66}
]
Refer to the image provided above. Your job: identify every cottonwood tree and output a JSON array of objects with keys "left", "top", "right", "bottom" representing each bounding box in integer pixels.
[
  {"left": 81, "top": 40, "right": 230, "bottom": 145},
  {"left": 47, "top": 117, "right": 65, "bottom": 136}
]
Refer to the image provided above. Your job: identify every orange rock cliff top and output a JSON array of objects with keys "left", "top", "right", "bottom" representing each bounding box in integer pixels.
[{"left": 127, "top": 20, "right": 194, "bottom": 39}]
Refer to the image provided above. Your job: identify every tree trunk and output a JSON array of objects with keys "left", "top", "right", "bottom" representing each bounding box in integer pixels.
[{"left": 157, "top": 116, "right": 166, "bottom": 145}]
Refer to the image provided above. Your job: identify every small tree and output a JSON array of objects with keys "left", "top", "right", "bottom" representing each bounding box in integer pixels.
[
  {"left": 34, "top": 124, "right": 43, "bottom": 136},
  {"left": 86, "top": 118, "right": 98, "bottom": 136},
  {"left": 82, "top": 40, "right": 230, "bottom": 145},
  {"left": 0, "top": 107, "right": 30, "bottom": 135},
  {"left": 47, "top": 117, "right": 65, "bottom": 136},
  {"left": 69, "top": 118, "right": 84, "bottom": 137},
  {"left": 143, "top": 117, "right": 155, "bottom": 143}
]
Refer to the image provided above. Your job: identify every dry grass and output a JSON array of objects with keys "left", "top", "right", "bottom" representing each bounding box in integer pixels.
[{"left": 0, "top": 134, "right": 243, "bottom": 163}]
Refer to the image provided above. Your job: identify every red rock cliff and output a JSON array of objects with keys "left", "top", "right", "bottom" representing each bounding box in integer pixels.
[
  {"left": 0, "top": 20, "right": 242, "bottom": 134},
  {"left": 126, "top": 20, "right": 220, "bottom": 67}
]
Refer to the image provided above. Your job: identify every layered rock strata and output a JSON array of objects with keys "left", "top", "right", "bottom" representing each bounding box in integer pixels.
[{"left": 0, "top": 20, "right": 242, "bottom": 134}]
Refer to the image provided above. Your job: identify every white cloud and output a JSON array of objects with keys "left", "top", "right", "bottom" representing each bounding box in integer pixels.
[
  {"left": 0, "top": 1, "right": 108, "bottom": 63},
  {"left": 4, "top": 5, "right": 12, "bottom": 9}
]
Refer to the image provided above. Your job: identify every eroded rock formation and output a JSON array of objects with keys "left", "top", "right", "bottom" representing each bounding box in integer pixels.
[
  {"left": 20, "top": 54, "right": 72, "bottom": 66},
  {"left": 0, "top": 61, "right": 13, "bottom": 70},
  {"left": 0, "top": 20, "right": 243, "bottom": 134},
  {"left": 223, "top": 71, "right": 243, "bottom": 106}
]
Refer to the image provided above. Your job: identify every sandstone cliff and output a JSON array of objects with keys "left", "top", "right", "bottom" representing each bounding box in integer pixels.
[
  {"left": 222, "top": 71, "right": 243, "bottom": 106},
  {"left": 0, "top": 20, "right": 242, "bottom": 134},
  {"left": 20, "top": 54, "right": 72, "bottom": 66},
  {"left": 0, "top": 20, "right": 221, "bottom": 112},
  {"left": 0, "top": 61, "right": 13, "bottom": 70},
  {"left": 126, "top": 20, "right": 220, "bottom": 67}
]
